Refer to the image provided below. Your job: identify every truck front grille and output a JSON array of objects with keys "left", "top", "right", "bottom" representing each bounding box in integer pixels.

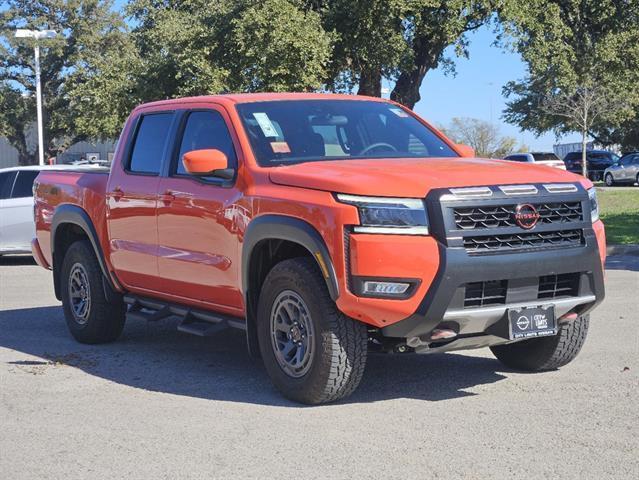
[
  {"left": 453, "top": 202, "right": 582, "bottom": 230},
  {"left": 463, "top": 229, "right": 583, "bottom": 253},
  {"left": 462, "top": 272, "right": 582, "bottom": 309},
  {"left": 464, "top": 280, "right": 507, "bottom": 308},
  {"left": 538, "top": 273, "right": 580, "bottom": 299}
]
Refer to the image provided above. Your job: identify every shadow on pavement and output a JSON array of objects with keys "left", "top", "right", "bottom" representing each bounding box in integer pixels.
[
  {"left": 0, "top": 255, "right": 36, "bottom": 266},
  {"left": 0, "top": 305, "right": 508, "bottom": 407}
]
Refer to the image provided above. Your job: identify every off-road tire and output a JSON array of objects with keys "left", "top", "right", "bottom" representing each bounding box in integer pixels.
[
  {"left": 257, "top": 257, "right": 368, "bottom": 404},
  {"left": 605, "top": 173, "right": 615, "bottom": 187},
  {"left": 490, "top": 315, "right": 589, "bottom": 371},
  {"left": 60, "top": 240, "right": 126, "bottom": 344}
]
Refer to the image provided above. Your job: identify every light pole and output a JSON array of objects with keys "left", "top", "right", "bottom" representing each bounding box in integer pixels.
[{"left": 15, "top": 29, "right": 57, "bottom": 166}]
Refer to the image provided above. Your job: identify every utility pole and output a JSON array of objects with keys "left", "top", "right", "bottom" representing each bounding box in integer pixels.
[{"left": 15, "top": 29, "right": 58, "bottom": 166}]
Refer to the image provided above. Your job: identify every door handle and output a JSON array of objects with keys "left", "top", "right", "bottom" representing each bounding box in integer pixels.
[
  {"left": 159, "top": 190, "right": 175, "bottom": 204},
  {"left": 110, "top": 187, "right": 124, "bottom": 201}
]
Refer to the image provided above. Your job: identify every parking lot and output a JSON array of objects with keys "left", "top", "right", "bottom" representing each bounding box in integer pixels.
[{"left": 1, "top": 255, "right": 638, "bottom": 479}]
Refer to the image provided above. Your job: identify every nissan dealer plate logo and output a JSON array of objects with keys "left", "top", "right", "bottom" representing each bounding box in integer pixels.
[{"left": 513, "top": 203, "right": 540, "bottom": 229}]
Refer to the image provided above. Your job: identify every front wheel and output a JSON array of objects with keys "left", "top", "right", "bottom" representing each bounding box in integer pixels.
[
  {"left": 60, "top": 240, "right": 126, "bottom": 344},
  {"left": 605, "top": 173, "right": 615, "bottom": 186},
  {"left": 491, "top": 315, "right": 589, "bottom": 371},
  {"left": 257, "top": 257, "right": 368, "bottom": 404}
]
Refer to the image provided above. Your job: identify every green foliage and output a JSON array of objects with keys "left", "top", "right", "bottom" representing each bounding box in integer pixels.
[
  {"left": 0, "top": 0, "right": 132, "bottom": 162},
  {"left": 440, "top": 117, "right": 522, "bottom": 158},
  {"left": 597, "top": 188, "right": 639, "bottom": 245},
  {"left": 500, "top": 0, "right": 639, "bottom": 150},
  {"left": 224, "top": 0, "right": 332, "bottom": 92}
]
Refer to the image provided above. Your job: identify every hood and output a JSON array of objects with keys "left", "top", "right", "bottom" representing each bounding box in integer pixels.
[{"left": 268, "top": 157, "right": 590, "bottom": 197}]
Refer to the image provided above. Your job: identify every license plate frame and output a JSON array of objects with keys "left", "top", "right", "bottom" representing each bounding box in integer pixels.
[{"left": 507, "top": 305, "right": 557, "bottom": 340}]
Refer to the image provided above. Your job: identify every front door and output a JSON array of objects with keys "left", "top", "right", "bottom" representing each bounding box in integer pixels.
[
  {"left": 106, "top": 112, "right": 174, "bottom": 290},
  {"left": 157, "top": 108, "right": 244, "bottom": 313}
]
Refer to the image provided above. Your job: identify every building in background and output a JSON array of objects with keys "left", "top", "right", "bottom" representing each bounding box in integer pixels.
[{"left": 0, "top": 128, "right": 115, "bottom": 167}]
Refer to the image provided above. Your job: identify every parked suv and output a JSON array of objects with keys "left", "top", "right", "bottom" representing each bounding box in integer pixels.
[
  {"left": 503, "top": 152, "right": 566, "bottom": 170},
  {"left": 604, "top": 152, "right": 639, "bottom": 186},
  {"left": 563, "top": 150, "right": 620, "bottom": 180},
  {"left": 32, "top": 94, "right": 606, "bottom": 404}
]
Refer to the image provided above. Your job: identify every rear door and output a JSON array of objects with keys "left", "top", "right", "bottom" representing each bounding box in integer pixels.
[
  {"left": 156, "top": 107, "right": 244, "bottom": 311},
  {"left": 0, "top": 170, "right": 39, "bottom": 252},
  {"left": 106, "top": 112, "right": 175, "bottom": 290}
]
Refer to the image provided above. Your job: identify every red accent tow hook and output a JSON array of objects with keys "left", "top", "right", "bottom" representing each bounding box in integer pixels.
[
  {"left": 559, "top": 312, "right": 579, "bottom": 322},
  {"left": 430, "top": 329, "right": 457, "bottom": 340}
]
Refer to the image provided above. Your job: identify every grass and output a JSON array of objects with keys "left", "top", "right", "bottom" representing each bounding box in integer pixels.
[{"left": 596, "top": 188, "right": 639, "bottom": 244}]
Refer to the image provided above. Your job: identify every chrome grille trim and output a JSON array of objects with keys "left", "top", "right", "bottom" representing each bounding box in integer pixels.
[
  {"left": 499, "top": 184, "right": 538, "bottom": 195},
  {"left": 544, "top": 183, "right": 578, "bottom": 193}
]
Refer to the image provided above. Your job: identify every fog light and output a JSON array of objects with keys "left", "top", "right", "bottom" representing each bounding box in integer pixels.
[{"left": 362, "top": 281, "right": 410, "bottom": 295}]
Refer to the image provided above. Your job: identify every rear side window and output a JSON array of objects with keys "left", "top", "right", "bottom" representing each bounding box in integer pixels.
[
  {"left": 532, "top": 153, "right": 559, "bottom": 161},
  {"left": 11, "top": 170, "right": 39, "bottom": 198},
  {"left": 175, "top": 111, "right": 237, "bottom": 176},
  {"left": 129, "top": 113, "right": 173, "bottom": 174},
  {"left": 0, "top": 171, "right": 17, "bottom": 200}
]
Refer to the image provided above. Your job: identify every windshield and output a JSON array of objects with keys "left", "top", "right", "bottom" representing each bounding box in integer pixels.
[{"left": 235, "top": 100, "right": 458, "bottom": 166}]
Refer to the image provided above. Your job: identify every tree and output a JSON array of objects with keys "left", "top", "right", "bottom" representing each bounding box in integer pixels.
[
  {"left": 0, "top": 0, "right": 132, "bottom": 164},
  {"left": 541, "top": 85, "right": 626, "bottom": 177},
  {"left": 500, "top": 0, "right": 639, "bottom": 154},
  {"left": 390, "top": 1, "right": 495, "bottom": 109},
  {"left": 440, "top": 117, "right": 522, "bottom": 158},
  {"left": 309, "top": 1, "right": 495, "bottom": 108},
  {"left": 127, "top": 0, "right": 332, "bottom": 98}
]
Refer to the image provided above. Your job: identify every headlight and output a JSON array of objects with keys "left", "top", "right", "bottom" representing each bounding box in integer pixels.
[
  {"left": 336, "top": 194, "right": 429, "bottom": 235},
  {"left": 588, "top": 188, "right": 599, "bottom": 222}
]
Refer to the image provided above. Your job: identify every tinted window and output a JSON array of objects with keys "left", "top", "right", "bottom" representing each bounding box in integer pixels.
[
  {"left": 620, "top": 155, "right": 636, "bottom": 166},
  {"left": 236, "top": 100, "right": 458, "bottom": 166},
  {"left": 505, "top": 155, "right": 528, "bottom": 162},
  {"left": 176, "top": 111, "right": 237, "bottom": 175},
  {"left": 11, "top": 170, "right": 39, "bottom": 198},
  {"left": 0, "top": 171, "right": 17, "bottom": 200},
  {"left": 129, "top": 113, "right": 173, "bottom": 174},
  {"left": 532, "top": 153, "right": 560, "bottom": 161}
]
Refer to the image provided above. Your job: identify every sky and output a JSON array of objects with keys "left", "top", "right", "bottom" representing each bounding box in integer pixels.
[{"left": 406, "top": 26, "right": 581, "bottom": 151}]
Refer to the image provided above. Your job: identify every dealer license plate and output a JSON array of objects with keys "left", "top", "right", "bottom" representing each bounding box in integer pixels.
[{"left": 507, "top": 306, "right": 557, "bottom": 340}]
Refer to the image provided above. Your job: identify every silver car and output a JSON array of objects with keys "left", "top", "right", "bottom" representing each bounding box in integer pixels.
[{"left": 603, "top": 152, "right": 639, "bottom": 186}]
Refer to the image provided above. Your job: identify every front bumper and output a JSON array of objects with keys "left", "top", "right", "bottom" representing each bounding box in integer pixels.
[{"left": 380, "top": 226, "right": 605, "bottom": 350}]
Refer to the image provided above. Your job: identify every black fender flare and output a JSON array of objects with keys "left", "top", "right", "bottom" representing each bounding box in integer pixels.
[
  {"left": 241, "top": 215, "right": 340, "bottom": 357},
  {"left": 51, "top": 204, "right": 118, "bottom": 300}
]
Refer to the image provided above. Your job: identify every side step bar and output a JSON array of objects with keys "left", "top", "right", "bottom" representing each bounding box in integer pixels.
[{"left": 123, "top": 295, "right": 246, "bottom": 337}]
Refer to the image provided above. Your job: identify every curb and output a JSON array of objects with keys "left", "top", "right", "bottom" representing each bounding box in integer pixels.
[{"left": 606, "top": 244, "right": 639, "bottom": 256}]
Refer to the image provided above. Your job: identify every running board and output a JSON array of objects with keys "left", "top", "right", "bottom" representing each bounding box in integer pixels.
[{"left": 123, "top": 295, "right": 246, "bottom": 337}]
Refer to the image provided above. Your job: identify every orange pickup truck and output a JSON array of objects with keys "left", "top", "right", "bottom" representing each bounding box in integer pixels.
[{"left": 33, "top": 93, "right": 606, "bottom": 404}]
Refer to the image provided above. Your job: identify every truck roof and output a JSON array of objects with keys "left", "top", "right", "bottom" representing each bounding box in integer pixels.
[{"left": 135, "top": 92, "right": 390, "bottom": 111}]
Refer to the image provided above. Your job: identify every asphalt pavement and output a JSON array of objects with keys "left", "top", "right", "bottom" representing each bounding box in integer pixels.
[{"left": 1, "top": 255, "right": 637, "bottom": 479}]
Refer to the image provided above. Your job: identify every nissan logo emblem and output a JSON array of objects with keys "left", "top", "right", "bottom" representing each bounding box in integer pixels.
[{"left": 514, "top": 204, "right": 540, "bottom": 229}]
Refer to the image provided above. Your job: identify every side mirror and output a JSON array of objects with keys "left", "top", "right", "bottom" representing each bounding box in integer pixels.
[
  {"left": 455, "top": 144, "right": 476, "bottom": 158},
  {"left": 182, "top": 149, "right": 233, "bottom": 179}
]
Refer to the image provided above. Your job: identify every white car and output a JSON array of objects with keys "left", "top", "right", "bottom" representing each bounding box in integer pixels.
[
  {"left": 0, "top": 165, "right": 99, "bottom": 255},
  {"left": 503, "top": 152, "right": 567, "bottom": 170}
]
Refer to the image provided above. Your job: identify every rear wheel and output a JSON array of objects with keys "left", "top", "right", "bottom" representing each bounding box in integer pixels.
[
  {"left": 257, "top": 257, "right": 368, "bottom": 404},
  {"left": 605, "top": 173, "right": 615, "bottom": 186},
  {"left": 490, "top": 315, "right": 589, "bottom": 371},
  {"left": 60, "top": 240, "right": 126, "bottom": 343}
]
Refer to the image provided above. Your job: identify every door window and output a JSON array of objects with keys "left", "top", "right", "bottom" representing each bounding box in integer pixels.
[
  {"left": 128, "top": 113, "right": 174, "bottom": 174},
  {"left": 11, "top": 170, "right": 39, "bottom": 198},
  {"left": 0, "top": 171, "right": 17, "bottom": 200},
  {"left": 175, "top": 110, "right": 237, "bottom": 176}
]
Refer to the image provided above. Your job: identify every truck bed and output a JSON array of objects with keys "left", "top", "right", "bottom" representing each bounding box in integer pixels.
[{"left": 34, "top": 169, "right": 110, "bottom": 269}]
